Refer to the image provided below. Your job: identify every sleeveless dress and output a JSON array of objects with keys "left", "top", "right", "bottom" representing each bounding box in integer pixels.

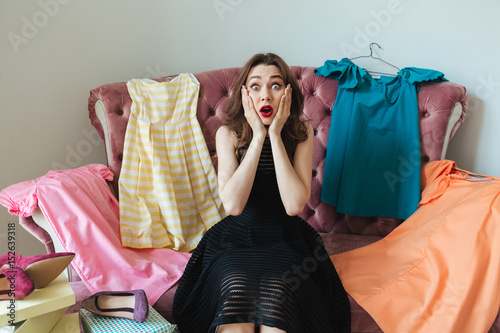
[
  {"left": 120, "top": 73, "right": 225, "bottom": 251},
  {"left": 173, "top": 138, "right": 351, "bottom": 332}
]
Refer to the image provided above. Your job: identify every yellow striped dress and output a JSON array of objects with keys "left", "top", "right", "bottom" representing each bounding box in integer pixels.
[{"left": 119, "top": 73, "right": 226, "bottom": 251}]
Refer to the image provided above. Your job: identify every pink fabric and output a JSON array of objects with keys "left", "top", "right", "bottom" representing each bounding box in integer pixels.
[{"left": 0, "top": 164, "right": 191, "bottom": 305}]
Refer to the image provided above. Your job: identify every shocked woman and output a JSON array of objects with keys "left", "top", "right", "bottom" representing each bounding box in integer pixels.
[{"left": 173, "top": 53, "right": 351, "bottom": 333}]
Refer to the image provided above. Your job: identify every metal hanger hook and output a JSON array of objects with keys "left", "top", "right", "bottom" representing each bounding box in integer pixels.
[
  {"left": 350, "top": 42, "right": 401, "bottom": 74},
  {"left": 369, "top": 43, "right": 383, "bottom": 57}
]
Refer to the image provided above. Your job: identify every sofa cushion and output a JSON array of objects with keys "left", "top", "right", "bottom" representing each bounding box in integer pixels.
[{"left": 320, "top": 232, "right": 382, "bottom": 255}]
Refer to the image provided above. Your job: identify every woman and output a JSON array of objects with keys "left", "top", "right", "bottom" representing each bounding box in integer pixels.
[{"left": 173, "top": 53, "right": 351, "bottom": 332}]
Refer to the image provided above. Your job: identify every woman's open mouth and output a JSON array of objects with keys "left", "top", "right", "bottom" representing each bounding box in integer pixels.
[{"left": 260, "top": 105, "right": 273, "bottom": 118}]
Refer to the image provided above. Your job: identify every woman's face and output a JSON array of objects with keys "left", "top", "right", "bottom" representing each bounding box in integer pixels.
[{"left": 245, "top": 64, "right": 286, "bottom": 125}]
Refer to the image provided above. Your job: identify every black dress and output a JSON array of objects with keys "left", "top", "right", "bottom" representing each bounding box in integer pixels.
[{"left": 173, "top": 138, "right": 351, "bottom": 332}]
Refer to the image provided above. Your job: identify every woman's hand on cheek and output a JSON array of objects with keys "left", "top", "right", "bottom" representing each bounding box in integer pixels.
[
  {"left": 242, "top": 86, "right": 266, "bottom": 139},
  {"left": 269, "top": 84, "right": 292, "bottom": 137}
]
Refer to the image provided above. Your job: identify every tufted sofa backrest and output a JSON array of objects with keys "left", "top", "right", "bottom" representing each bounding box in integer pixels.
[{"left": 89, "top": 66, "right": 468, "bottom": 236}]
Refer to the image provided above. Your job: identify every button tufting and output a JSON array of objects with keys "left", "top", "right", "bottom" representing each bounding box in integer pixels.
[
  {"left": 312, "top": 169, "right": 318, "bottom": 177},
  {"left": 421, "top": 155, "right": 430, "bottom": 163},
  {"left": 118, "top": 153, "right": 123, "bottom": 161},
  {"left": 115, "top": 108, "right": 124, "bottom": 116}
]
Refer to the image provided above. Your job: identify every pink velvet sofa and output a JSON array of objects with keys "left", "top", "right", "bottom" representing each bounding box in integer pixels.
[{"left": 18, "top": 66, "right": 500, "bottom": 331}]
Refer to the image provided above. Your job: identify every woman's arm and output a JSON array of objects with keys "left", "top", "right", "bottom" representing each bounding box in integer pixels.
[
  {"left": 216, "top": 85, "right": 267, "bottom": 215},
  {"left": 269, "top": 122, "right": 314, "bottom": 216},
  {"left": 216, "top": 125, "right": 265, "bottom": 216},
  {"left": 268, "top": 85, "right": 313, "bottom": 216}
]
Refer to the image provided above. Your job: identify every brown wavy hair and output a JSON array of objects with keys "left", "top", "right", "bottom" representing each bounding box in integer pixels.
[{"left": 223, "top": 53, "right": 308, "bottom": 162}]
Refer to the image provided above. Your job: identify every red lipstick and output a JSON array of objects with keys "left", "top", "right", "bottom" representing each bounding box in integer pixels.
[{"left": 260, "top": 105, "right": 273, "bottom": 117}]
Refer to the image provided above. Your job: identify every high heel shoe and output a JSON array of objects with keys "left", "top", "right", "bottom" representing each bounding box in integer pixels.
[
  {"left": 81, "top": 289, "right": 149, "bottom": 322},
  {"left": 0, "top": 267, "right": 35, "bottom": 300},
  {"left": 0, "top": 252, "right": 75, "bottom": 289}
]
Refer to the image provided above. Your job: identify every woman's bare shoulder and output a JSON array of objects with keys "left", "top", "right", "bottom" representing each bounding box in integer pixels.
[{"left": 216, "top": 125, "right": 237, "bottom": 143}]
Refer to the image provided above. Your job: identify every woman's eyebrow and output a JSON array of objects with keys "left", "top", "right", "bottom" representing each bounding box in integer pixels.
[{"left": 248, "top": 75, "right": 284, "bottom": 81}]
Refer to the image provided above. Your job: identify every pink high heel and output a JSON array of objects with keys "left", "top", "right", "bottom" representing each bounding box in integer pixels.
[
  {"left": 0, "top": 267, "right": 35, "bottom": 300},
  {"left": 0, "top": 252, "right": 75, "bottom": 289}
]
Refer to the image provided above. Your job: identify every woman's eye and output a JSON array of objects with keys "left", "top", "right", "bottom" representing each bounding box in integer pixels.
[
  {"left": 272, "top": 83, "right": 282, "bottom": 89},
  {"left": 250, "top": 85, "right": 259, "bottom": 90}
]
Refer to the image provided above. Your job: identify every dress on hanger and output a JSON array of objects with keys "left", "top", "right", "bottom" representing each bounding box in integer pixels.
[
  {"left": 331, "top": 160, "right": 500, "bottom": 333},
  {"left": 315, "top": 58, "right": 447, "bottom": 219}
]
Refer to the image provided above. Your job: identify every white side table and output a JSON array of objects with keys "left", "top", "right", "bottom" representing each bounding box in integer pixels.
[{"left": 0, "top": 273, "right": 77, "bottom": 332}]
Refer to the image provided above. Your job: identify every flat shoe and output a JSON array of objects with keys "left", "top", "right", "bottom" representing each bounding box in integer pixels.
[{"left": 81, "top": 289, "right": 149, "bottom": 322}]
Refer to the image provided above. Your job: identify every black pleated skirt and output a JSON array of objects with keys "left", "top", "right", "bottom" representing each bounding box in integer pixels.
[{"left": 173, "top": 214, "right": 351, "bottom": 332}]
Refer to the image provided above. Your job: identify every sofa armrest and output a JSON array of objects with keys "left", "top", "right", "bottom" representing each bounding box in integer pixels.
[
  {"left": 417, "top": 82, "right": 467, "bottom": 162},
  {"left": 30, "top": 207, "right": 65, "bottom": 254},
  {"left": 19, "top": 209, "right": 74, "bottom": 280},
  {"left": 18, "top": 214, "right": 56, "bottom": 254},
  {"left": 440, "top": 102, "right": 463, "bottom": 160},
  {"left": 19, "top": 207, "right": 76, "bottom": 253}
]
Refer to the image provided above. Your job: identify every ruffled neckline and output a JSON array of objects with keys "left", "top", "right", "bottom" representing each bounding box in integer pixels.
[{"left": 314, "top": 58, "right": 447, "bottom": 89}]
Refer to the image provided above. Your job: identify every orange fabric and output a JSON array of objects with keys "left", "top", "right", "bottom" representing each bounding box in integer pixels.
[{"left": 331, "top": 160, "right": 500, "bottom": 333}]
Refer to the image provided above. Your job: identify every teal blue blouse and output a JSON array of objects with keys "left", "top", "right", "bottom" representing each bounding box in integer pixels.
[{"left": 315, "top": 58, "right": 447, "bottom": 220}]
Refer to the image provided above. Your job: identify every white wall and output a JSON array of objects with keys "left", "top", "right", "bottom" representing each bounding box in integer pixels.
[{"left": 1, "top": 0, "right": 499, "bottom": 255}]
